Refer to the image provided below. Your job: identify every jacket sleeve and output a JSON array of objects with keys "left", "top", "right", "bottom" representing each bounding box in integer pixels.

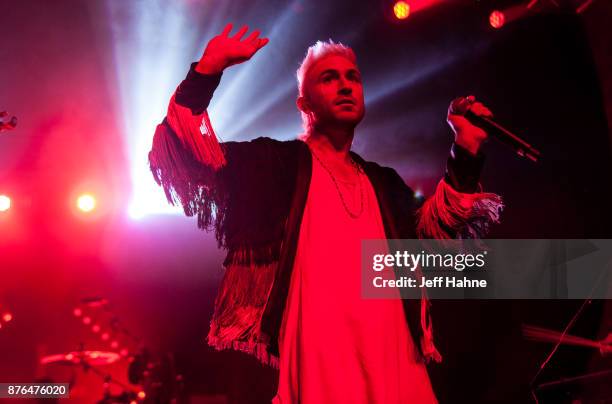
[
  {"left": 415, "top": 143, "right": 503, "bottom": 239},
  {"left": 148, "top": 63, "right": 227, "bottom": 231},
  {"left": 148, "top": 63, "right": 242, "bottom": 237}
]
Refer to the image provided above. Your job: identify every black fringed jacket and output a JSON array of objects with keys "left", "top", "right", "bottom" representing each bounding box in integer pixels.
[{"left": 149, "top": 64, "right": 501, "bottom": 366}]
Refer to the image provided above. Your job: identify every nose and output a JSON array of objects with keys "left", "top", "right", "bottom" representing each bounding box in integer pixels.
[{"left": 338, "top": 78, "right": 352, "bottom": 95}]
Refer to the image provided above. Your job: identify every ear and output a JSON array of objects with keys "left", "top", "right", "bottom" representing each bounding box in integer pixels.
[{"left": 296, "top": 96, "right": 311, "bottom": 114}]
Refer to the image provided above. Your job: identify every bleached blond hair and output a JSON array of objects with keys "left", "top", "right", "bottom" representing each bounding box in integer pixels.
[{"left": 296, "top": 40, "right": 357, "bottom": 134}]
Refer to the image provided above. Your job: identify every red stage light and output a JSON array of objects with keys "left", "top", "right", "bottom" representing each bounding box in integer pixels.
[
  {"left": 489, "top": 10, "right": 505, "bottom": 29},
  {"left": 92, "top": 324, "right": 101, "bottom": 333},
  {"left": 3, "top": 313, "right": 13, "bottom": 322},
  {"left": 120, "top": 348, "right": 129, "bottom": 357},
  {"left": 137, "top": 391, "right": 146, "bottom": 399},
  {"left": 393, "top": 1, "right": 410, "bottom": 20},
  {"left": 0, "top": 195, "right": 11, "bottom": 212},
  {"left": 82, "top": 316, "right": 91, "bottom": 325},
  {"left": 101, "top": 332, "right": 110, "bottom": 341},
  {"left": 73, "top": 308, "right": 82, "bottom": 317},
  {"left": 111, "top": 340, "right": 119, "bottom": 349},
  {"left": 76, "top": 193, "right": 96, "bottom": 212}
]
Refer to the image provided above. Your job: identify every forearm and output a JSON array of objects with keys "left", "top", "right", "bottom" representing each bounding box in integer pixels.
[
  {"left": 163, "top": 63, "right": 225, "bottom": 169},
  {"left": 416, "top": 143, "right": 502, "bottom": 239},
  {"left": 148, "top": 63, "right": 227, "bottom": 218},
  {"left": 173, "top": 62, "right": 222, "bottom": 114},
  {"left": 444, "top": 142, "right": 484, "bottom": 193}
]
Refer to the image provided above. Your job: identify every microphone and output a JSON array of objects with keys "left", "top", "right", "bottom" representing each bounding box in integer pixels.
[{"left": 464, "top": 109, "right": 541, "bottom": 163}]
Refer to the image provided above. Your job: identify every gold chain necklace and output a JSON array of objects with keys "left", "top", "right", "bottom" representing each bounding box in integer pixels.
[{"left": 310, "top": 148, "right": 364, "bottom": 219}]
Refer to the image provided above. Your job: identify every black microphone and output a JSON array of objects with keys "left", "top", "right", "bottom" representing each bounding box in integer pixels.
[{"left": 464, "top": 109, "right": 541, "bottom": 163}]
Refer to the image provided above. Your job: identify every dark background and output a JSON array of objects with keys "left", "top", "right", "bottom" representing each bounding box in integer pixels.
[{"left": 1, "top": 0, "right": 611, "bottom": 402}]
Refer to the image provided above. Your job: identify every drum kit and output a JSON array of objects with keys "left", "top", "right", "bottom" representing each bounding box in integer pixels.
[
  {"left": 40, "top": 348, "right": 182, "bottom": 404},
  {"left": 39, "top": 298, "right": 184, "bottom": 404}
]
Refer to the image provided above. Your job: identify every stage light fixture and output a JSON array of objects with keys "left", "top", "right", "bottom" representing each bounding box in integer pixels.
[
  {"left": 489, "top": 10, "right": 505, "bottom": 29},
  {"left": 393, "top": 1, "right": 410, "bottom": 19},
  {"left": 2, "top": 313, "right": 13, "bottom": 322},
  {"left": 82, "top": 316, "right": 92, "bottom": 325},
  {"left": 0, "top": 195, "right": 11, "bottom": 212},
  {"left": 73, "top": 308, "right": 82, "bottom": 317},
  {"left": 77, "top": 194, "right": 96, "bottom": 212}
]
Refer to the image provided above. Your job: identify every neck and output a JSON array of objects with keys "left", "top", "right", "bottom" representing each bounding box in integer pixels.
[{"left": 306, "top": 125, "right": 354, "bottom": 163}]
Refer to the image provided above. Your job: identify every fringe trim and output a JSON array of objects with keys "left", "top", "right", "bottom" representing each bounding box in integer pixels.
[
  {"left": 166, "top": 94, "right": 225, "bottom": 169},
  {"left": 223, "top": 242, "right": 283, "bottom": 267},
  {"left": 207, "top": 335, "right": 280, "bottom": 369},
  {"left": 207, "top": 262, "right": 278, "bottom": 368},
  {"left": 414, "top": 179, "right": 503, "bottom": 362},
  {"left": 420, "top": 293, "right": 442, "bottom": 363},
  {"left": 149, "top": 121, "right": 222, "bottom": 233},
  {"left": 416, "top": 179, "right": 503, "bottom": 239},
  {"left": 149, "top": 94, "right": 228, "bottom": 243}
]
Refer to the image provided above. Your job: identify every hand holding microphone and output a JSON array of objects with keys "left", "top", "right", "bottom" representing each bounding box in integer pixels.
[{"left": 447, "top": 96, "right": 541, "bottom": 162}]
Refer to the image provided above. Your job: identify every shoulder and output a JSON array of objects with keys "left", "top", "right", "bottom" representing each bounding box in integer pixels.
[
  {"left": 224, "top": 136, "right": 302, "bottom": 154},
  {"left": 221, "top": 137, "right": 305, "bottom": 179}
]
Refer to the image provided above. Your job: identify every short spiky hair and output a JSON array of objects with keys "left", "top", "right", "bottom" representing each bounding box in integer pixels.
[
  {"left": 296, "top": 40, "right": 357, "bottom": 134},
  {"left": 296, "top": 39, "right": 356, "bottom": 97}
]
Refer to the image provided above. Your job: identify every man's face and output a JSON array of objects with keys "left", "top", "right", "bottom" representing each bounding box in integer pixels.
[{"left": 300, "top": 55, "right": 365, "bottom": 130}]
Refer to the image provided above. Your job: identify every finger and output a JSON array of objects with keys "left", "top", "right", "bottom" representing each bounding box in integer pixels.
[
  {"left": 256, "top": 38, "right": 269, "bottom": 50},
  {"left": 469, "top": 103, "right": 484, "bottom": 115},
  {"left": 233, "top": 25, "right": 249, "bottom": 40},
  {"left": 221, "top": 23, "right": 233, "bottom": 37},
  {"left": 449, "top": 96, "right": 470, "bottom": 115},
  {"left": 471, "top": 102, "right": 484, "bottom": 110},
  {"left": 470, "top": 103, "right": 494, "bottom": 118},
  {"left": 245, "top": 30, "right": 260, "bottom": 43}
]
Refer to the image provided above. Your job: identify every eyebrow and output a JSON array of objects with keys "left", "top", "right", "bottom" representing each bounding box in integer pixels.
[{"left": 318, "top": 68, "right": 361, "bottom": 79}]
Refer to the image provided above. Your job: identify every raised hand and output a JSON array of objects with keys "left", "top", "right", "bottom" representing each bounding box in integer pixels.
[
  {"left": 196, "top": 23, "right": 269, "bottom": 75},
  {"left": 447, "top": 95, "right": 493, "bottom": 155}
]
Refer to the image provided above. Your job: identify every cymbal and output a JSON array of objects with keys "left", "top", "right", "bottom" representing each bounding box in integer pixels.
[{"left": 41, "top": 351, "right": 120, "bottom": 366}]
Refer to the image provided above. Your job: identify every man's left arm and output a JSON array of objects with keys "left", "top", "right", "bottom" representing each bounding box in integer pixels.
[{"left": 416, "top": 95, "right": 503, "bottom": 239}]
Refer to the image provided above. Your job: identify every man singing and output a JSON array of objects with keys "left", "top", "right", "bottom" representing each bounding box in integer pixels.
[{"left": 149, "top": 24, "right": 502, "bottom": 403}]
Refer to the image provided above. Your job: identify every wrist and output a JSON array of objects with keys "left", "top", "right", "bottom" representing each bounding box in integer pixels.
[
  {"left": 195, "top": 55, "right": 226, "bottom": 75},
  {"left": 454, "top": 135, "right": 482, "bottom": 156}
]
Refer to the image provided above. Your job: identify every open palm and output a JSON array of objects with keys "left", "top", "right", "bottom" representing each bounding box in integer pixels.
[{"left": 197, "top": 23, "right": 269, "bottom": 74}]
